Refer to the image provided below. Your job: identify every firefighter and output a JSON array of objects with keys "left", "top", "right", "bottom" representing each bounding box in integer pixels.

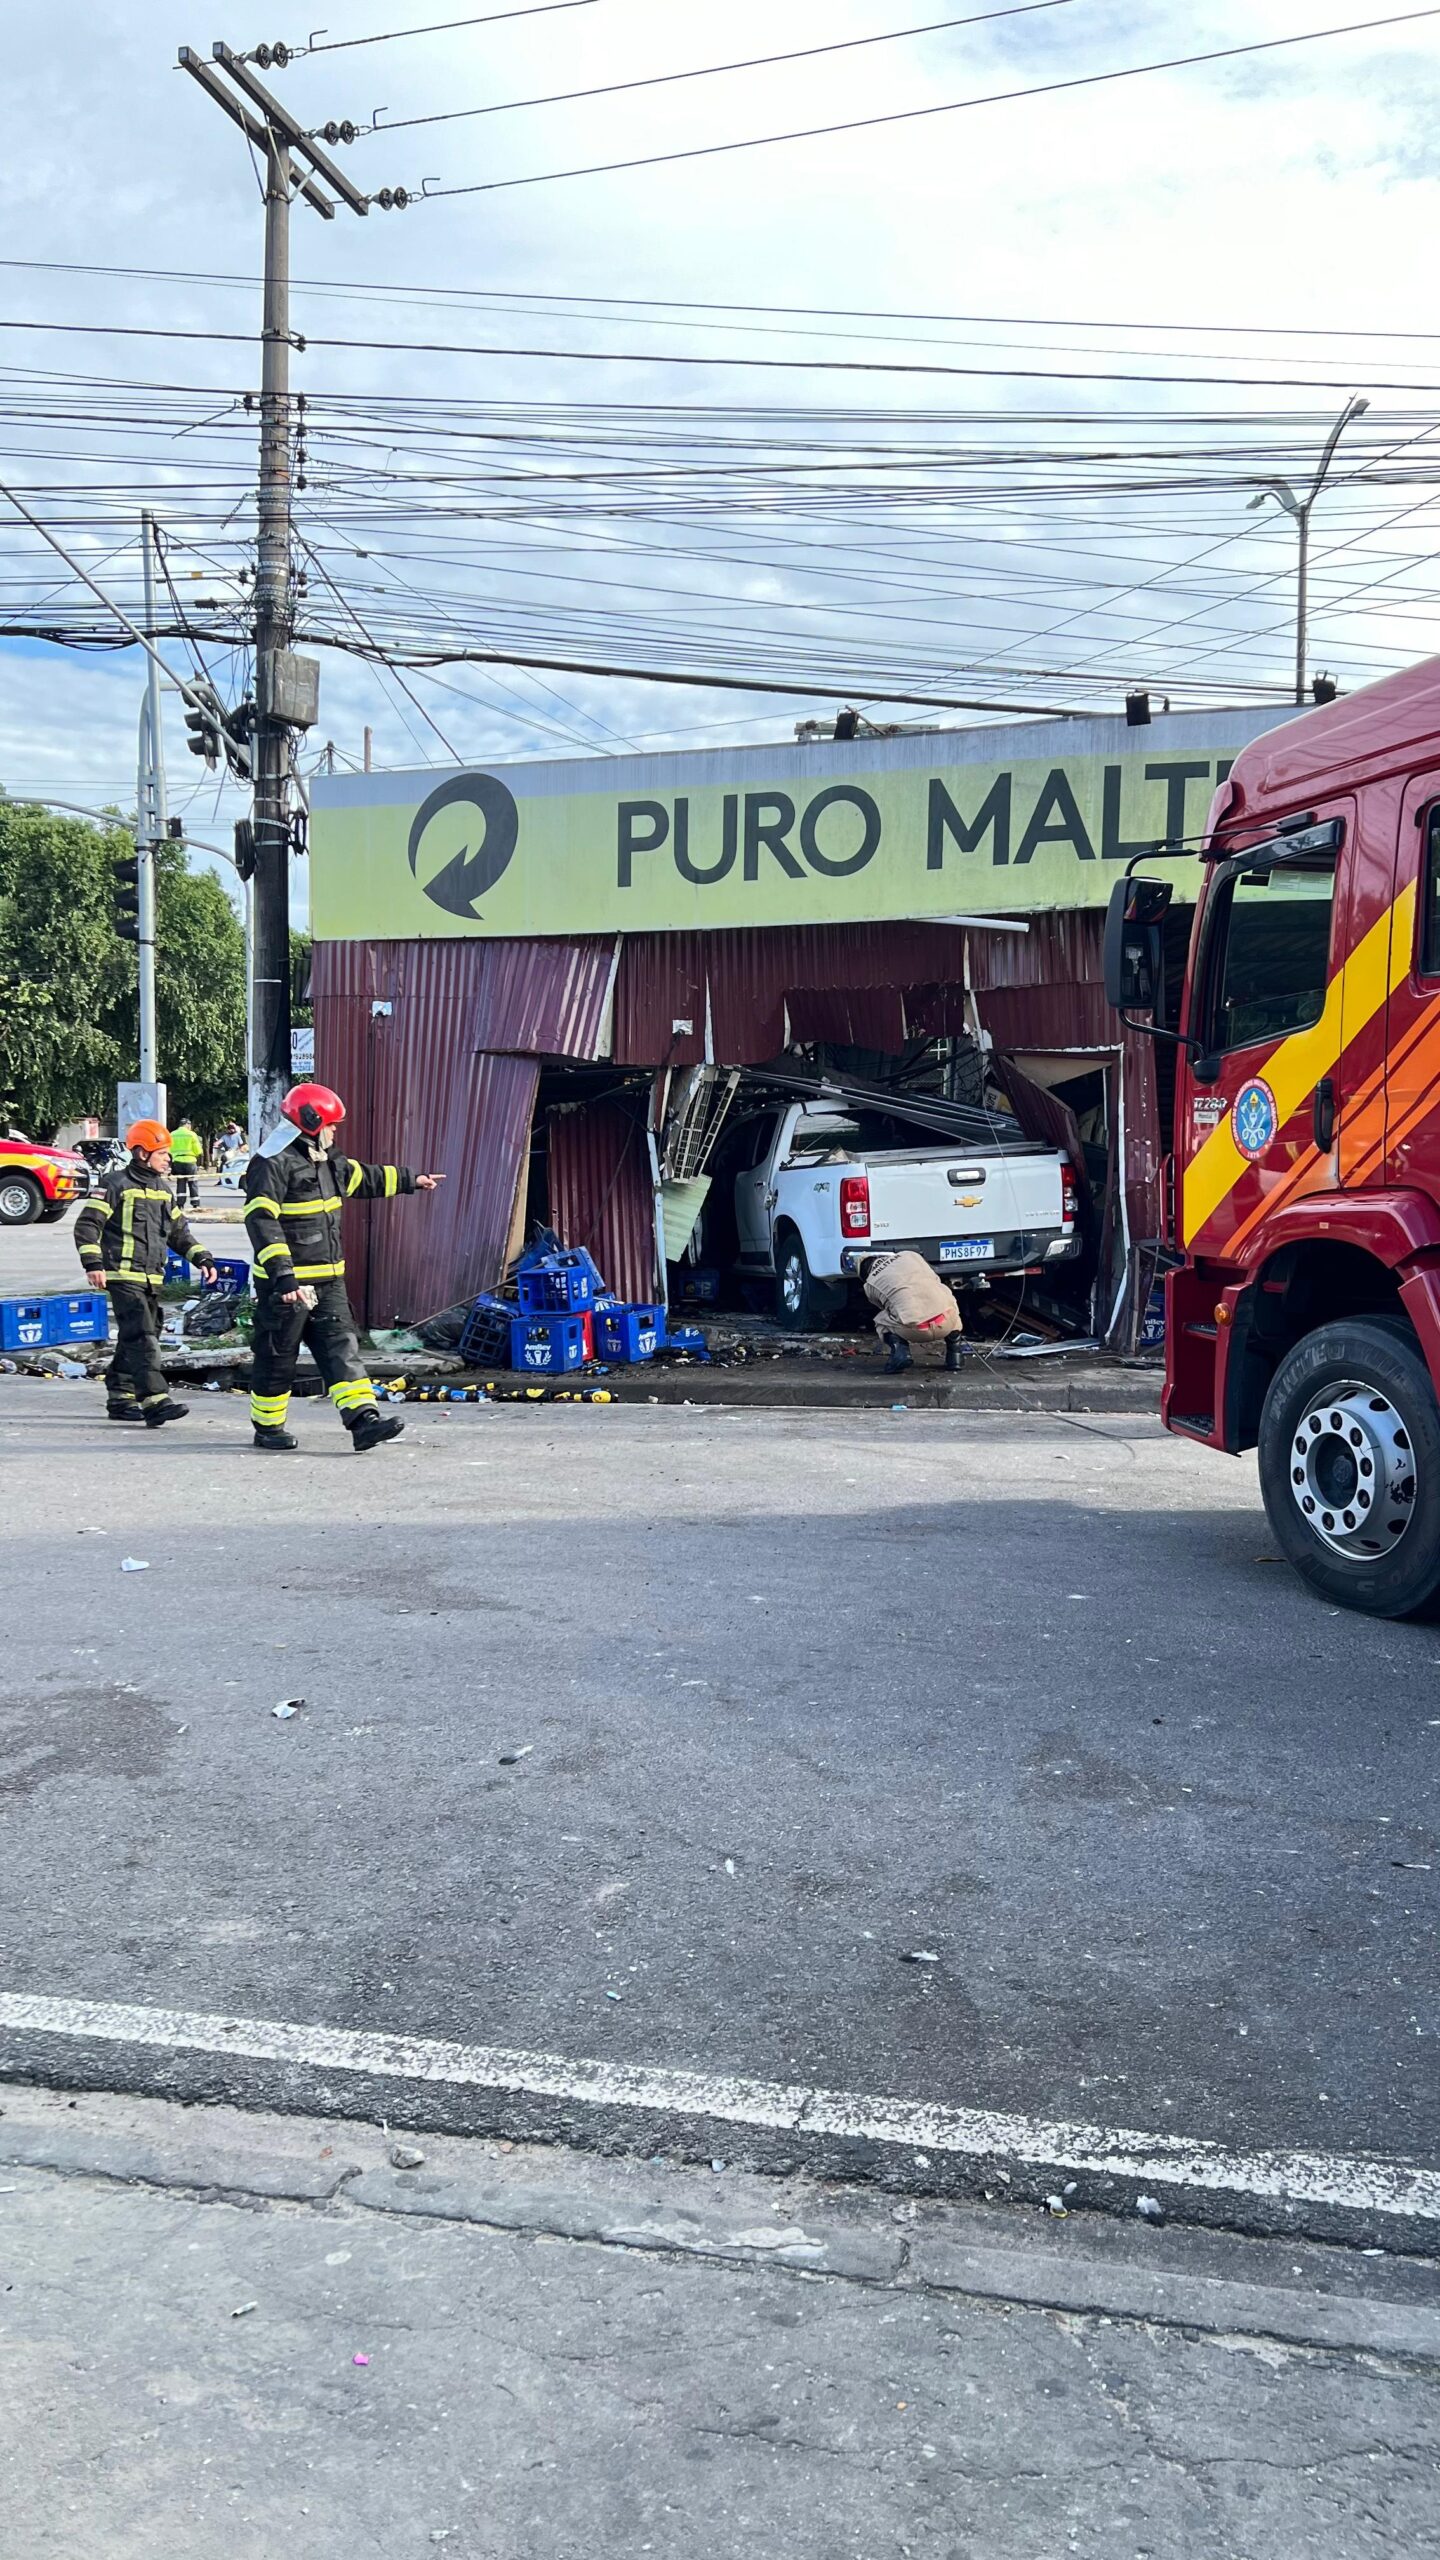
[
  {"left": 858, "top": 1250, "right": 965, "bottom": 1375},
  {"left": 74, "top": 1118, "right": 218, "bottom": 1426},
  {"left": 243, "top": 1082, "right": 444, "bottom": 1453}
]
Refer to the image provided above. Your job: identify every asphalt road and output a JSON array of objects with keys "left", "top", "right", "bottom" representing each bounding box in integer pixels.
[
  {"left": 0, "top": 1363, "right": 1436, "bottom": 2237},
  {"left": 0, "top": 1189, "right": 240, "bottom": 1298}
]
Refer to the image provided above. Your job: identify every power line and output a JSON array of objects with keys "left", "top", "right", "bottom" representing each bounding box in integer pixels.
[
  {"left": 301, "top": 0, "right": 600, "bottom": 52},
  {"left": 8, "top": 257, "right": 1440, "bottom": 348},
  {"left": 2, "top": 313, "right": 1435, "bottom": 394},
  {"left": 418, "top": 7, "right": 1440, "bottom": 198},
  {"left": 365, "top": 2, "right": 1076, "bottom": 134}
]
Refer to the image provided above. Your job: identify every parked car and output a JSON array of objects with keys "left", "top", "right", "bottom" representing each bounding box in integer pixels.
[
  {"left": 731, "top": 1100, "right": 1080, "bottom": 1329},
  {"left": 0, "top": 1137, "right": 90, "bottom": 1227}
]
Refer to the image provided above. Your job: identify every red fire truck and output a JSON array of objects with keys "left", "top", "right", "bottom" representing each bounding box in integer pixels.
[{"left": 1106, "top": 658, "right": 1440, "bottom": 1619}]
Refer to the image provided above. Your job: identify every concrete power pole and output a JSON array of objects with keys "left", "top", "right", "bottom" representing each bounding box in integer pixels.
[{"left": 178, "top": 43, "right": 386, "bottom": 1136}]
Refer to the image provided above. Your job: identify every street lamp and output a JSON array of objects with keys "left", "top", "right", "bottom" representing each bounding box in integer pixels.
[{"left": 1248, "top": 394, "right": 1369, "bottom": 705}]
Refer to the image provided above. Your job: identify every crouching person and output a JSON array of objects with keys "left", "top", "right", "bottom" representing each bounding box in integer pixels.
[
  {"left": 859, "top": 1250, "right": 964, "bottom": 1375},
  {"left": 74, "top": 1118, "right": 217, "bottom": 1427}
]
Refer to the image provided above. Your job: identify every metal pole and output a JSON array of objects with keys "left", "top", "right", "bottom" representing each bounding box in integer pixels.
[
  {"left": 1294, "top": 505, "right": 1310, "bottom": 706},
  {"left": 137, "top": 510, "right": 166, "bottom": 1084},
  {"left": 251, "top": 132, "right": 294, "bottom": 1141}
]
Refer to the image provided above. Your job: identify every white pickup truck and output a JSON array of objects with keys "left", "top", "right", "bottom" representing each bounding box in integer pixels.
[{"left": 731, "top": 1100, "right": 1080, "bottom": 1329}]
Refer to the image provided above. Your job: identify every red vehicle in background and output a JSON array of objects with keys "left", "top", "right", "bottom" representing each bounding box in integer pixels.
[
  {"left": 1107, "top": 658, "right": 1440, "bottom": 1619},
  {"left": 0, "top": 1137, "right": 89, "bottom": 1228}
]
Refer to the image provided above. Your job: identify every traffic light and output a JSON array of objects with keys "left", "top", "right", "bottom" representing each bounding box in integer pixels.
[
  {"left": 114, "top": 853, "right": 141, "bottom": 943},
  {"left": 223, "top": 697, "right": 254, "bottom": 784},
  {"left": 183, "top": 680, "right": 224, "bottom": 768}
]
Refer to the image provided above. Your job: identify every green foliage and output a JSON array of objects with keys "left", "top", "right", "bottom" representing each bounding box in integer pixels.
[
  {"left": 0, "top": 801, "right": 247, "bottom": 1139},
  {"left": 291, "top": 927, "right": 312, "bottom": 1028},
  {"left": 0, "top": 802, "right": 128, "bottom": 1135}
]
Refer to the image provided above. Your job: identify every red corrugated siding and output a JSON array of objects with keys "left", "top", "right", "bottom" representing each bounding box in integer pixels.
[
  {"left": 473, "top": 936, "right": 617, "bottom": 1059},
  {"left": 547, "top": 1099, "right": 657, "bottom": 1304},
  {"left": 968, "top": 909, "right": 1107, "bottom": 991},
  {"left": 973, "top": 986, "right": 1115, "bottom": 1049},
  {"left": 615, "top": 923, "right": 971, "bottom": 1065},
  {"left": 314, "top": 940, "right": 539, "bottom": 1325}
]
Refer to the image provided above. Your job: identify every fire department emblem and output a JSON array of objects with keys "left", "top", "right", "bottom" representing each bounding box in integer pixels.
[{"left": 1233, "top": 1077, "right": 1279, "bottom": 1160}]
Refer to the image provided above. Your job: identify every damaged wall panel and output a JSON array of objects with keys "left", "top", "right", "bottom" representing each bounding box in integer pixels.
[{"left": 547, "top": 1098, "right": 658, "bottom": 1305}]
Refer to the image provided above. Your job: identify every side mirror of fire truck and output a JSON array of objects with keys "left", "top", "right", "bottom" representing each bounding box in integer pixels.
[{"left": 1103, "top": 873, "right": 1172, "bottom": 1013}]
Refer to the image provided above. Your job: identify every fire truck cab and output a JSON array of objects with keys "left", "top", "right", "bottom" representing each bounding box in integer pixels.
[{"left": 1106, "top": 658, "right": 1440, "bottom": 1619}]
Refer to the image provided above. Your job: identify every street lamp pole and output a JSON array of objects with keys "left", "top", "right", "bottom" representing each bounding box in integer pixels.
[{"left": 1249, "top": 394, "right": 1369, "bottom": 705}]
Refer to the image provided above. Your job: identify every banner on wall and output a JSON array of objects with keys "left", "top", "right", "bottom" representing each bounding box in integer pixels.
[{"left": 310, "top": 706, "right": 1293, "bottom": 941}]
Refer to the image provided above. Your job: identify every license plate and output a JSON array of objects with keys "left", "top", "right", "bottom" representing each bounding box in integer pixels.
[{"left": 939, "top": 1237, "right": 993, "bottom": 1264}]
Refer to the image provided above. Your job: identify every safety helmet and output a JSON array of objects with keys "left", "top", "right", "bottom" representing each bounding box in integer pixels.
[
  {"left": 125, "top": 1118, "right": 171, "bottom": 1154},
  {"left": 281, "top": 1082, "right": 345, "bottom": 1136}
]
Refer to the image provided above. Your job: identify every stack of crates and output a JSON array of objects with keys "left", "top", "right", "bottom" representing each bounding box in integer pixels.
[
  {"left": 509, "top": 1312, "right": 588, "bottom": 1375},
  {"left": 0, "top": 1292, "right": 109, "bottom": 1352},
  {"left": 515, "top": 1248, "right": 601, "bottom": 1316}
]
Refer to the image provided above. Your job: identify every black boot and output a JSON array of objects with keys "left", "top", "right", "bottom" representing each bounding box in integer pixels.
[
  {"left": 253, "top": 1424, "right": 298, "bottom": 1452},
  {"left": 143, "top": 1398, "right": 190, "bottom": 1429},
  {"left": 350, "top": 1408, "right": 404, "bottom": 1452},
  {"left": 944, "top": 1332, "right": 964, "bottom": 1373},
  {"left": 106, "top": 1401, "right": 145, "bottom": 1423},
  {"left": 883, "top": 1333, "right": 912, "bottom": 1375}
]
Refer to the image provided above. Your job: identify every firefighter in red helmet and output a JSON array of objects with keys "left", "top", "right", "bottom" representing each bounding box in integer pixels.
[{"left": 243, "top": 1083, "right": 444, "bottom": 1452}]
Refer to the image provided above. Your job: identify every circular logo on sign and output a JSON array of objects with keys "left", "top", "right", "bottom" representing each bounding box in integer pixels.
[
  {"left": 407, "top": 772, "right": 520, "bottom": 919},
  {"left": 1232, "top": 1077, "right": 1279, "bottom": 1160}
]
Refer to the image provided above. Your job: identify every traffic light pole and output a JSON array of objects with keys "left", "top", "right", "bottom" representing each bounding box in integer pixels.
[{"left": 136, "top": 508, "right": 165, "bottom": 1087}]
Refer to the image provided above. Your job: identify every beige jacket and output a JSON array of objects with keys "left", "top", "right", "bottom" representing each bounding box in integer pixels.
[{"left": 863, "top": 1250, "right": 962, "bottom": 1337}]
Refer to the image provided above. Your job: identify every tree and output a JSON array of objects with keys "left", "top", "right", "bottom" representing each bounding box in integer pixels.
[
  {"left": 0, "top": 800, "right": 247, "bottom": 1138},
  {"left": 0, "top": 802, "right": 127, "bottom": 1134}
]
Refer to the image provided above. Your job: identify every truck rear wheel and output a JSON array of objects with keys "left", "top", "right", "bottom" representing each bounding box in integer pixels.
[
  {"left": 773, "top": 1227, "right": 845, "bottom": 1332},
  {"left": 1257, "top": 1316, "right": 1440, "bottom": 1618}
]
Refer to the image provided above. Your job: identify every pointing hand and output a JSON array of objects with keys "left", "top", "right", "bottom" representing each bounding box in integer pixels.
[{"left": 415, "top": 1173, "right": 446, "bottom": 1193}]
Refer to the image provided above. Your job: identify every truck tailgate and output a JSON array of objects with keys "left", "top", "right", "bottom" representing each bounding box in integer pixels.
[{"left": 865, "top": 1146, "right": 1064, "bottom": 1242}]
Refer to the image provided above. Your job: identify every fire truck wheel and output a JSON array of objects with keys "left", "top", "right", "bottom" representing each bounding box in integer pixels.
[{"left": 1258, "top": 1316, "right": 1440, "bottom": 1618}]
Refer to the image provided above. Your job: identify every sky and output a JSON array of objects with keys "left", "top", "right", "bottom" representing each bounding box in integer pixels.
[{"left": 1, "top": 0, "right": 1437, "bottom": 910}]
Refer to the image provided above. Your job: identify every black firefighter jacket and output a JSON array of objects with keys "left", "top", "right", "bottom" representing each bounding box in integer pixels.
[
  {"left": 75, "top": 1157, "right": 207, "bottom": 1288},
  {"left": 243, "top": 1138, "right": 416, "bottom": 1291}
]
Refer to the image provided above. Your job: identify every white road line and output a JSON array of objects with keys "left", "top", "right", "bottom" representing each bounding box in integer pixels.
[{"left": 1, "top": 1991, "right": 1436, "bottom": 2224}]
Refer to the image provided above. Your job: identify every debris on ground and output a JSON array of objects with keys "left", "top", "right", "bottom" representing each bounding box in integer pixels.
[
  {"left": 271, "top": 1698, "right": 305, "bottom": 1721},
  {"left": 120, "top": 1558, "right": 150, "bottom": 1573},
  {"left": 1135, "top": 2194, "right": 1164, "bottom": 2220},
  {"left": 498, "top": 1745, "right": 532, "bottom": 1765},
  {"left": 388, "top": 2142, "right": 425, "bottom": 2169},
  {"left": 230, "top": 2300, "right": 258, "bottom": 2318},
  {"left": 900, "top": 1949, "right": 940, "bottom": 1965}
]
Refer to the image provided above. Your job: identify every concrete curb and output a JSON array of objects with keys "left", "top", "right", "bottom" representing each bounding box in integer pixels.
[{"left": 4, "top": 2081, "right": 1437, "bottom": 2363}]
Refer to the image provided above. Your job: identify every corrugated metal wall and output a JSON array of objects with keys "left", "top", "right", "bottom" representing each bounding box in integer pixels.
[
  {"left": 314, "top": 911, "right": 1159, "bottom": 1328},
  {"left": 547, "top": 1099, "right": 657, "bottom": 1305}
]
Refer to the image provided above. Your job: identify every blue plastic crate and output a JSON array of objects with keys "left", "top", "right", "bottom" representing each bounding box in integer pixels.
[
  {"left": 0, "top": 1297, "right": 48, "bottom": 1351},
  {"left": 509, "top": 1313, "right": 588, "bottom": 1375},
  {"left": 517, "top": 1251, "right": 600, "bottom": 1315},
  {"left": 165, "top": 1250, "right": 248, "bottom": 1294},
  {"left": 679, "top": 1267, "right": 722, "bottom": 1305},
  {"left": 460, "top": 1292, "right": 514, "bottom": 1366},
  {"left": 43, "top": 1292, "right": 109, "bottom": 1345},
  {"left": 664, "top": 1321, "right": 709, "bottom": 1358},
  {"left": 594, "top": 1302, "right": 665, "bottom": 1364}
]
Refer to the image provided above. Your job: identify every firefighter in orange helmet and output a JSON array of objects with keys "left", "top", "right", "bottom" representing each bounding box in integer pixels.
[
  {"left": 74, "top": 1118, "right": 217, "bottom": 1425},
  {"left": 243, "top": 1082, "right": 444, "bottom": 1452}
]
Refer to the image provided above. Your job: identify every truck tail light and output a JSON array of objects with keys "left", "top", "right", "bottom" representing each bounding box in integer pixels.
[
  {"left": 1061, "top": 1164, "right": 1080, "bottom": 1226},
  {"left": 840, "top": 1173, "right": 871, "bottom": 1236}
]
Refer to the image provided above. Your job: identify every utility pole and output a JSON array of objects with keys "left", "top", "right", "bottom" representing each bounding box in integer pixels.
[
  {"left": 1248, "top": 394, "right": 1370, "bottom": 706},
  {"left": 178, "top": 43, "right": 395, "bottom": 1136},
  {"left": 135, "top": 509, "right": 165, "bottom": 1089}
]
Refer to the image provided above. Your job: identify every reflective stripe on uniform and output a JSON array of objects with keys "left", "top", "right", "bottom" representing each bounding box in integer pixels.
[
  {"left": 84, "top": 1202, "right": 111, "bottom": 1225},
  {"left": 250, "top": 1391, "right": 292, "bottom": 1426},
  {"left": 279, "top": 1197, "right": 341, "bottom": 1216},
  {"left": 329, "top": 1378, "right": 377, "bottom": 1411},
  {"left": 384, "top": 1167, "right": 399, "bottom": 1198},
  {"left": 256, "top": 1241, "right": 292, "bottom": 1268},
  {"left": 292, "top": 1260, "right": 346, "bottom": 1280},
  {"left": 247, "top": 1194, "right": 281, "bottom": 1218},
  {"left": 345, "top": 1161, "right": 366, "bottom": 1196}
]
